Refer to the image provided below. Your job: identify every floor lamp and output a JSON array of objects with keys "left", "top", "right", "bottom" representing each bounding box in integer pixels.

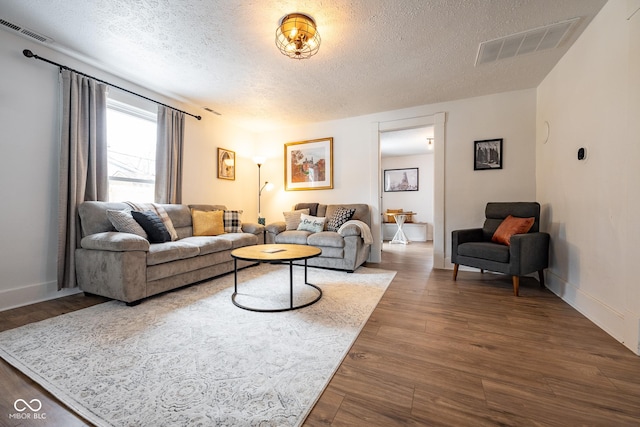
[{"left": 255, "top": 158, "right": 273, "bottom": 225}]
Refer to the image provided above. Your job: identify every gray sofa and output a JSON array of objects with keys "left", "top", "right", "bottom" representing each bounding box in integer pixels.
[
  {"left": 265, "top": 203, "right": 372, "bottom": 272},
  {"left": 75, "top": 202, "right": 264, "bottom": 304}
]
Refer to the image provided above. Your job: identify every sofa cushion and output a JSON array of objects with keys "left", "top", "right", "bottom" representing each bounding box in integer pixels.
[
  {"left": 179, "top": 236, "right": 232, "bottom": 255},
  {"left": 307, "top": 231, "right": 345, "bottom": 248},
  {"left": 275, "top": 230, "right": 313, "bottom": 245},
  {"left": 106, "top": 209, "right": 148, "bottom": 239},
  {"left": 223, "top": 210, "right": 243, "bottom": 233},
  {"left": 458, "top": 242, "right": 509, "bottom": 263},
  {"left": 217, "top": 233, "right": 259, "bottom": 248},
  {"left": 326, "top": 207, "right": 356, "bottom": 232},
  {"left": 147, "top": 241, "right": 200, "bottom": 265},
  {"left": 295, "top": 202, "right": 319, "bottom": 216},
  {"left": 298, "top": 214, "right": 326, "bottom": 233},
  {"left": 283, "top": 208, "right": 310, "bottom": 230},
  {"left": 132, "top": 211, "right": 172, "bottom": 243},
  {"left": 191, "top": 209, "right": 225, "bottom": 236}
]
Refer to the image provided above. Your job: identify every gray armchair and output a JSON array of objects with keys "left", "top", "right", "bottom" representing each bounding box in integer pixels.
[{"left": 451, "top": 202, "right": 550, "bottom": 296}]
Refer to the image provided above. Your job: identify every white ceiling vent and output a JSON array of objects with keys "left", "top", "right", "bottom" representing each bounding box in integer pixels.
[
  {"left": 0, "top": 18, "right": 54, "bottom": 44},
  {"left": 475, "top": 17, "right": 580, "bottom": 66}
]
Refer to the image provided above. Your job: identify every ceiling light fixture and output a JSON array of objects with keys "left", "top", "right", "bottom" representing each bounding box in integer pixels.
[{"left": 275, "top": 13, "right": 321, "bottom": 59}]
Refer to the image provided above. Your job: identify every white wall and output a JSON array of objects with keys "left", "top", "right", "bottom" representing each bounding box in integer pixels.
[
  {"left": 0, "top": 29, "right": 255, "bottom": 310},
  {"left": 382, "top": 154, "right": 434, "bottom": 239},
  {"left": 257, "top": 89, "right": 537, "bottom": 265},
  {"left": 537, "top": 0, "right": 640, "bottom": 354}
]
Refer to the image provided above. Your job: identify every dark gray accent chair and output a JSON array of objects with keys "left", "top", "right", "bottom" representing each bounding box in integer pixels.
[{"left": 451, "top": 202, "right": 550, "bottom": 296}]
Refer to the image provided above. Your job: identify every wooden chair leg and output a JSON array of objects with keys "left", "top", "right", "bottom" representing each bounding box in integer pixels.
[
  {"left": 453, "top": 264, "right": 459, "bottom": 281},
  {"left": 512, "top": 276, "right": 520, "bottom": 296},
  {"left": 538, "top": 270, "right": 545, "bottom": 287}
]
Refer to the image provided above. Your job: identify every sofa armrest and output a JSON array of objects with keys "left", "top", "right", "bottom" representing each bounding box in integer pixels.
[
  {"left": 80, "top": 232, "right": 150, "bottom": 252},
  {"left": 265, "top": 222, "right": 286, "bottom": 235},
  {"left": 338, "top": 224, "right": 362, "bottom": 238},
  {"left": 242, "top": 222, "right": 265, "bottom": 235},
  {"left": 509, "top": 232, "right": 550, "bottom": 274}
]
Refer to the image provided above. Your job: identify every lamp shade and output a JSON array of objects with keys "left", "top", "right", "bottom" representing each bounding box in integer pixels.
[{"left": 275, "top": 13, "right": 321, "bottom": 59}]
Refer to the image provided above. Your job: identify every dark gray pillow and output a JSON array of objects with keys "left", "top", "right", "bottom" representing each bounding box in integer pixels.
[{"left": 131, "top": 211, "right": 171, "bottom": 243}]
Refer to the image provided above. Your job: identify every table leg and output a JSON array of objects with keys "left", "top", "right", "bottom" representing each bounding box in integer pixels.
[
  {"left": 289, "top": 260, "right": 294, "bottom": 309},
  {"left": 234, "top": 258, "right": 238, "bottom": 293},
  {"left": 391, "top": 214, "right": 410, "bottom": 244}
]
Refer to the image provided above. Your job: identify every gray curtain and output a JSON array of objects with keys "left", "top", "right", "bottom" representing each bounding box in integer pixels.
[
  {"left": 58, "top": 69, "right": 108, "bottom": 289},
  {"left": 155, "top": 106, "right": 184, "bottom": 203}
]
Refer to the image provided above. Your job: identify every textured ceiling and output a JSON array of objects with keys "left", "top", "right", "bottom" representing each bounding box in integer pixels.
[{"left": 1, "top": 0, "right": 607, "bottom": 131}]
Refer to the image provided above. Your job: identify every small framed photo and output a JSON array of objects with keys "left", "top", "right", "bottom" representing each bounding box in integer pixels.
[
  {"left": 284, "top": 137, "right": 333, "bottom": 191},
  {"left": 217, "top": 148, "right": 235, "bottom": 180},
  {"left": 474, "top": 138, "right": 503, "bottom": 170},
  {"left": 384, "top": 168, "right": 419, "bottom": 192}
]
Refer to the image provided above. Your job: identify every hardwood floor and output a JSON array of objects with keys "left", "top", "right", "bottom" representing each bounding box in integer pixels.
[
  {"left": 1, "top": 243, "right": 639, "bottom": 426},
  {"left": 304, "top": 242, "right": 640, "bottom": 426}
]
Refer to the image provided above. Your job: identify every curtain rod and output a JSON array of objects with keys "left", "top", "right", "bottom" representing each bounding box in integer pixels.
[{"left": 23, "top": 49, "right": 202, "bottom": 120}]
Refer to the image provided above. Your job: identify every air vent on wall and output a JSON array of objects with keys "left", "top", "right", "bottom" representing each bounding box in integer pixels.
[
  {"left": 475, "top": 17, "right": 580, "bottom": 66},
  {"left": 0, "top": 18, "right": 54, "bottom": 44}
]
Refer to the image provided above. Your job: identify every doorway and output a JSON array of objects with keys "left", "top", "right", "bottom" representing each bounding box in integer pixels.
[
  {"left": 380, "top": 126, "right": 434, "bottom": 244},
  {"left": 370, "top": 113, "right": 446, "bottom": 268}
]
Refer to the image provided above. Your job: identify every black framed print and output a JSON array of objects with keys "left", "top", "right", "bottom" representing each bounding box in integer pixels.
[
  {"left": 474, "top": 138, "right": 503, "bottom": 170},
  {"left": 383, "top": 168, "right": 419, "bottom": 192}
]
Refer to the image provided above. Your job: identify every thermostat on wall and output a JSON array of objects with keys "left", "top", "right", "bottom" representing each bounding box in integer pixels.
[{"left": 577, "top": 147, "right": 587, "bottom": 160}]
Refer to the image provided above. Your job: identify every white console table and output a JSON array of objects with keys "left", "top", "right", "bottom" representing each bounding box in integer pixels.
[{"left": 382, "top": 222, "right": 429, "bottom": 242}]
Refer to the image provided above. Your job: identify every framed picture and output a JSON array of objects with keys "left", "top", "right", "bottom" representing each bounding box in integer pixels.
[
  {"left": 474, "top": 138, "right": 503, "bottom": 170},
  {"left": 384, "top": 168, "right": 419, "bottom": 192},
  {"left": 217, "top": 148, "right": 235, "bottom": 180},
  {"left": 284, "top": 137, "right": 333, "bottom": 191}
]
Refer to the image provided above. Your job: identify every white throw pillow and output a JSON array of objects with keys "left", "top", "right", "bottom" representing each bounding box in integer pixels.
[{"left": 297, "top": 213, "right": 326, "bottom": 233}]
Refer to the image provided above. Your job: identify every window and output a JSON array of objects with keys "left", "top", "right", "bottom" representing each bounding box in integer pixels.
[{"left": 106, "top": 99, "right": 157, "bottom": 202}]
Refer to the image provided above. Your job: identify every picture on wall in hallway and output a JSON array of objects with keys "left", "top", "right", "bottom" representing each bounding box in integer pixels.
[
  {"left": 384, "top": 168, "right": 419, "bottom": 192},
  {"left": 474, "top": 138, "right": 503, "bottom": 170}
]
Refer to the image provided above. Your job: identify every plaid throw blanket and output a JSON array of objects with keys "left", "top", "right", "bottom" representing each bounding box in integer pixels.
[{"left": 125, "top": 202, "right": 179, "bottom": 241}]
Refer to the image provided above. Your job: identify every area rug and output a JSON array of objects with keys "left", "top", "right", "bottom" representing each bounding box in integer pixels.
[{"left": 0, "top": 264, "right": 395, "bottom": 426}]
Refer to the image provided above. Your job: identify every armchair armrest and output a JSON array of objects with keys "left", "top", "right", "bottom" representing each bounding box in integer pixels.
[
  {"left": 80, "top": 232, "right": 150, "bottom": 252},
  {"left": 451, "top": 228, "right": 483, "bottom": 263},
  {"left": 241, "top": 222, "right": 265, "bottom": 235},
  {"left": 452, "top": 228, "right": 483, "bottom": 245},
  {"left": 509, "top": 232, "right": 550, "bottom": 275}
]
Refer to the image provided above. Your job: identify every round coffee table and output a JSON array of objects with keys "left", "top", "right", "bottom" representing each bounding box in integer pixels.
[{"left": 230, "top": 244, "right": 322, "bottom": 312}]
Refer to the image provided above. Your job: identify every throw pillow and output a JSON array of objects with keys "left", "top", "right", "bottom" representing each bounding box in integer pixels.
[
  {"left": 131, "top": 210, "right": 172, "bottom": 243},
  {"left": 191, "top": 209, "right": 225, "bottom": 236},
  {"left": 223, "top": 210, "right": 243, "bottom": 233},
  {"left": 492, "top": 215, "right": 535, "bottom": 246},
  {"left": 283, "top": 208, "right": 310, "bottom": 230},
  {"left": 326, "top": 207, "right": 356, "bottom": 232},
  {"left": 297, "top": 213, "right": 326, "bottom": 233},
  {"left": 106, "top": 209, "right": 148, "bottom": 239}
]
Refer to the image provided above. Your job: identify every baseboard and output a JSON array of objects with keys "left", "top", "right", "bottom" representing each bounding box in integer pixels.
[
  {"left": 0, "top": 280, "right": 82, "bottom": 312},
  {"left": 545, "top": 270, "right": 638, "bottom": 354}
]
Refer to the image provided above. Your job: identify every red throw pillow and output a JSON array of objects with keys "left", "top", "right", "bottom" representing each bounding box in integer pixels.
[{"left": 491, "top": 215, "right": 535, "bottom": 246}]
